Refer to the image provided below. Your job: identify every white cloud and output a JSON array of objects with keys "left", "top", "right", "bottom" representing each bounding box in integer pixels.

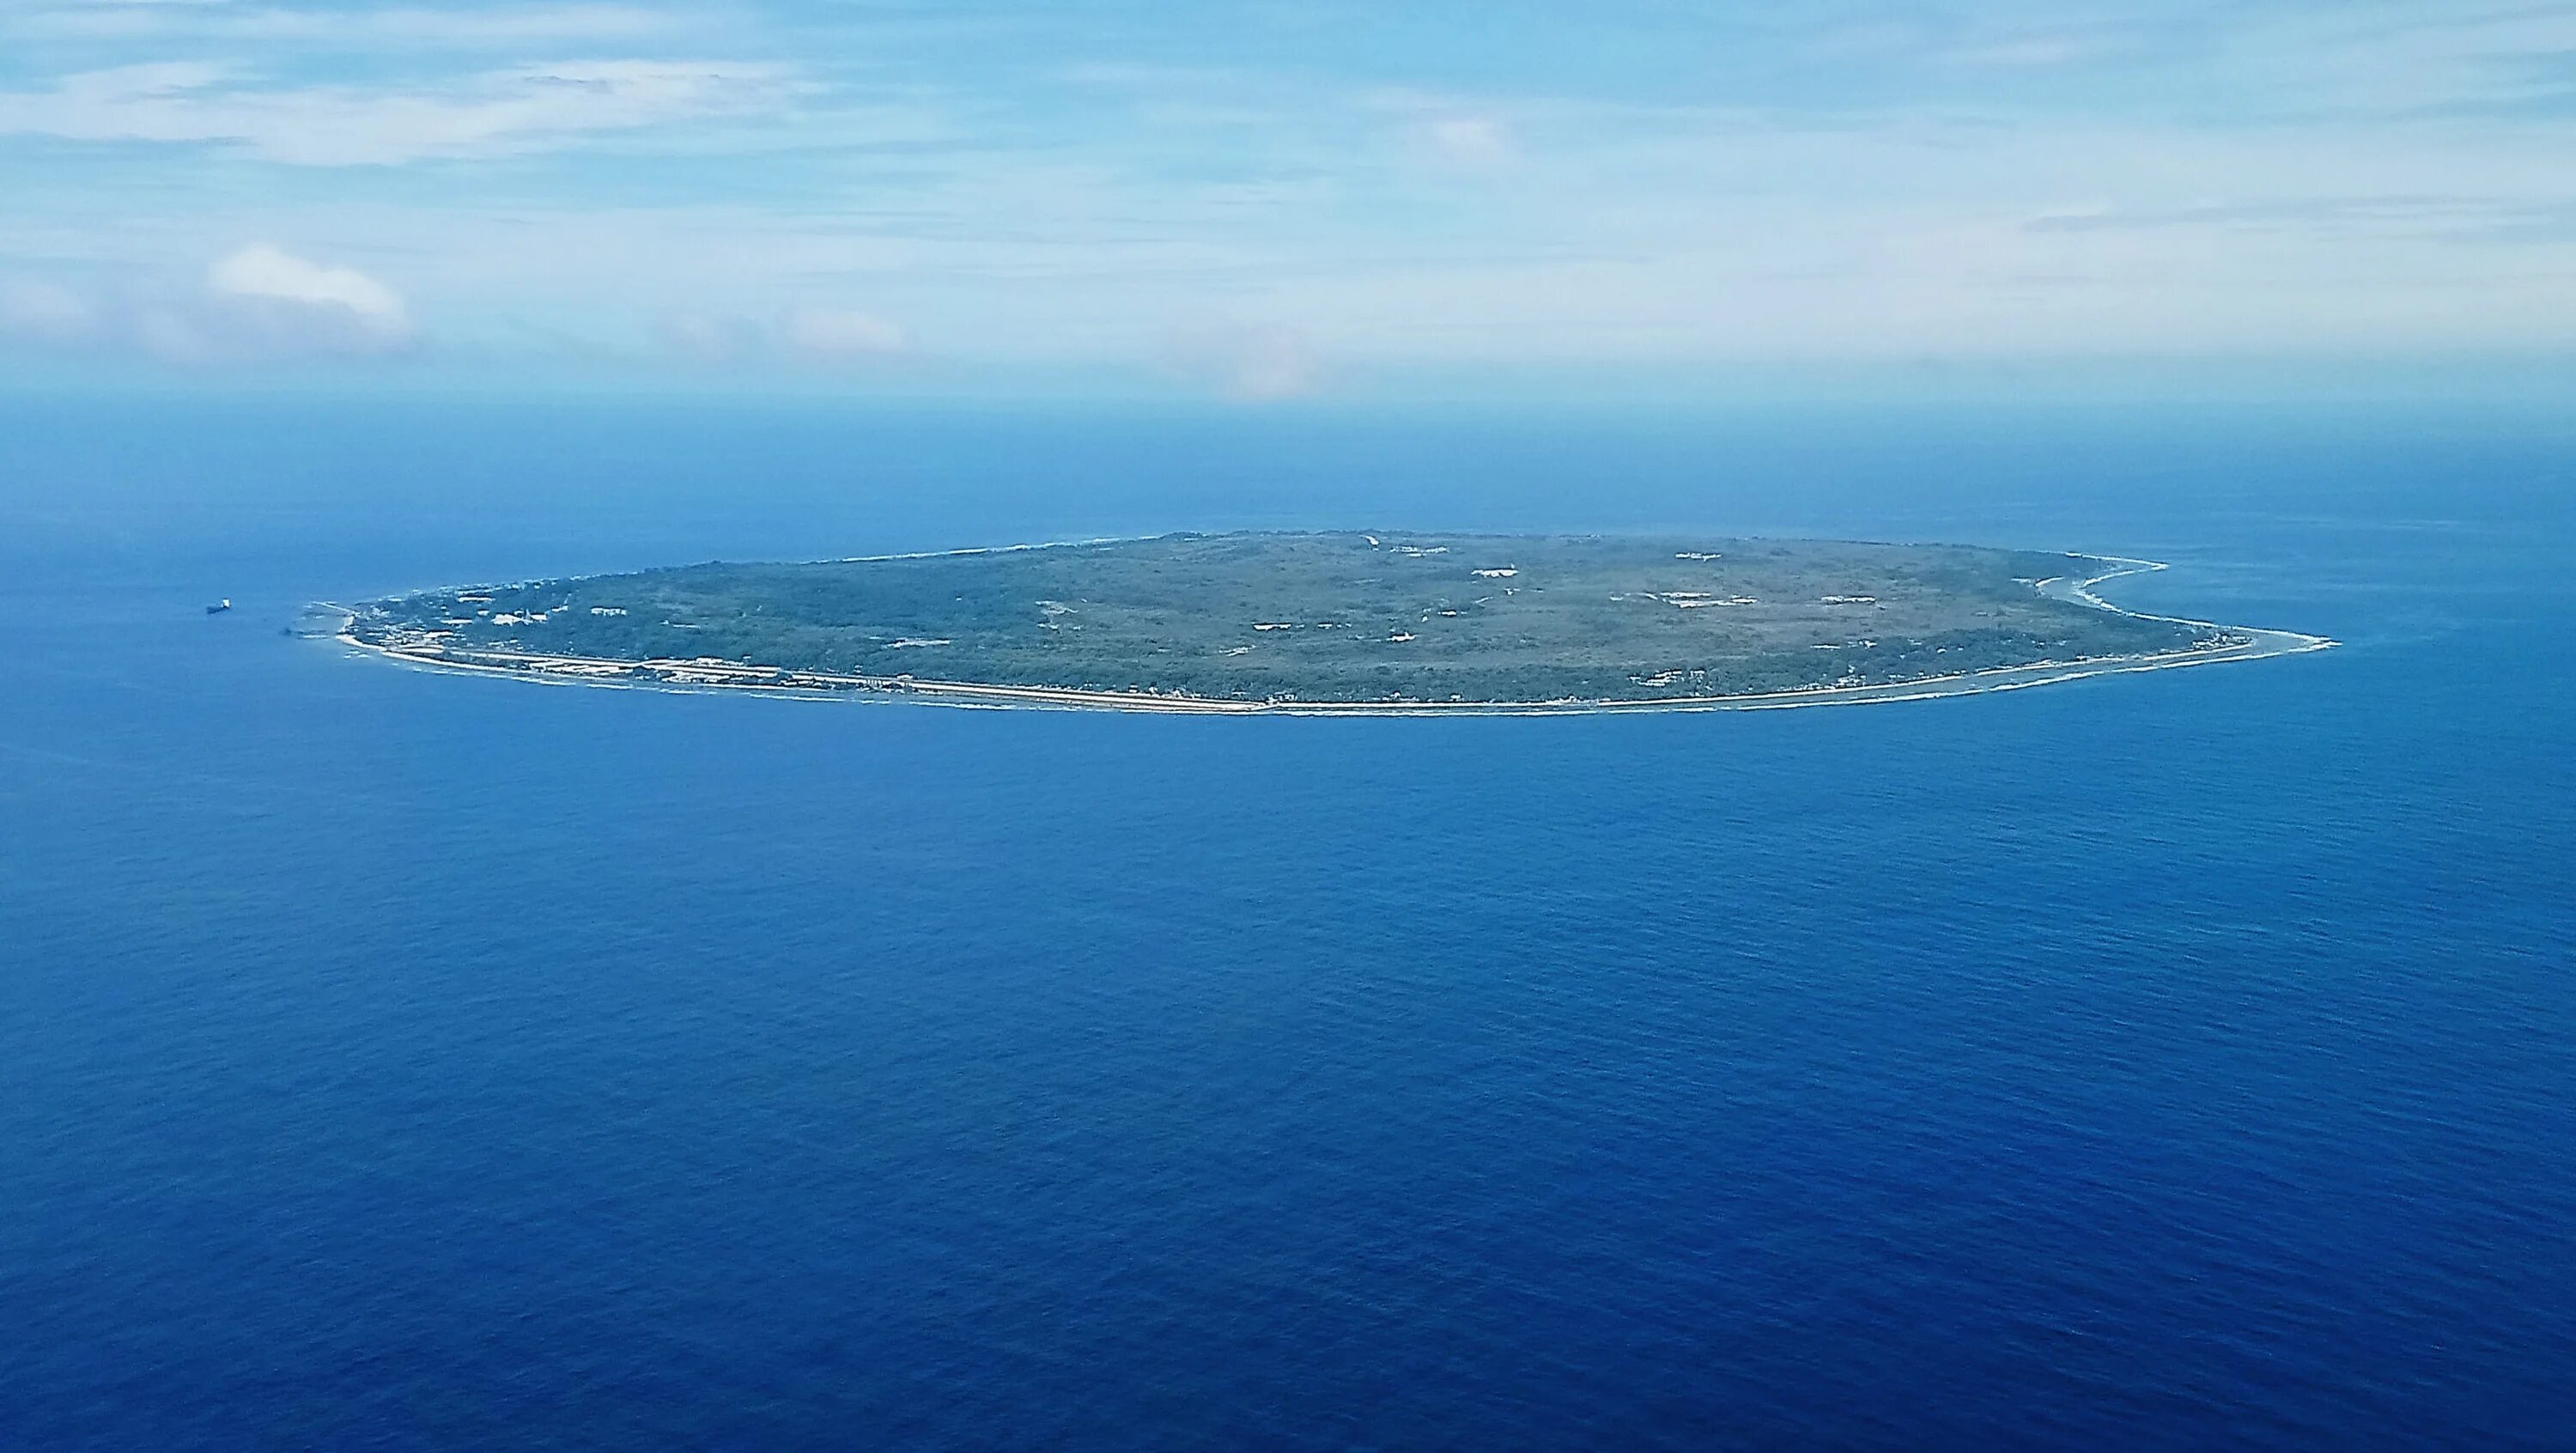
[
  {"left": 781, "top": 305, "right": 908, "bottom": 360},
  {"left": 208, "top": 243, "right": 412, "bottom": 340},
  {"left": 1942, "top": 34, "right": 2124, "bottom": 69},
  {"left": 653, "top": 306, "right": 912, "bottom": 367},
  {"left": 5, "top": 4, "right": 2576, "bottom": 379},
  {"left": 0, "top": 246, "right": 419, "bottom": 363},
  {"left": 1365, "top": 91, "right": 1517, "bottom": 170},
  {"left": 659, "top": 311, "right": 762, "bottom": 362},
  {"left": 0, "top": 278, "right": 99, "bottom": 343},
  {"left": 1164, "top": 322, "right": 1321, "bottom": 400},
  {"left": 1423, "top": 115, "right": 1510, "bottom": 167},
  {"left": 7, "top": 3, "right": 672, "bottom": 46},
  {"left": 131, "top": 306, "right": 217, "bottom": 365},
  {"left": 240, "top": 5, "right": 669, "bottom": 45},
  {"left": 0, "top": 58, "right": 801, "bottom": 166}
]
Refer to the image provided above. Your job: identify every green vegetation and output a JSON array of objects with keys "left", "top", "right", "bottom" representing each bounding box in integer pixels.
[{"left": 349, "top": 532, "right": 2221, "bottom": 703}]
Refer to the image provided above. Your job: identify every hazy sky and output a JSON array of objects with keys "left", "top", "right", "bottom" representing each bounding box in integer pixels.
[{"left": 3, "top": 0, "right": 2573, "bottom": 397}]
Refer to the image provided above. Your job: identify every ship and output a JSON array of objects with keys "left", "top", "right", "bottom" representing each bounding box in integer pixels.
[{"left": 206, "top": 599, "right": 233, "bottom": 615}]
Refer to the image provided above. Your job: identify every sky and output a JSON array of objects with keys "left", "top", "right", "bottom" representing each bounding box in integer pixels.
[{"left": 3, "top": 0, "right": 2575, "bottom": 399}]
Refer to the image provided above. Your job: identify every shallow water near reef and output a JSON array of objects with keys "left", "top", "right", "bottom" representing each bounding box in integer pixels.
[{"left": 3, "top": 398, "right": 2572, "bottom": 1449}]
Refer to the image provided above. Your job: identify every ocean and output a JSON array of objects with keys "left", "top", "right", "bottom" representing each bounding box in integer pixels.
[{"left": 3, "top": 396, "right": 2571, "bottom": 1449}]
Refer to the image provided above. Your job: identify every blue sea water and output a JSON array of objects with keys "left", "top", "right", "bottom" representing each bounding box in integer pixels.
[{"left": 3, "top": 397, "right": 2572, "bottom": 1450}]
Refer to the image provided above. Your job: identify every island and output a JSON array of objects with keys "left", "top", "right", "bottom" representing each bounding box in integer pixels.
[{"left": 323, "top": 532, "right": 2333, "bottom": 713}]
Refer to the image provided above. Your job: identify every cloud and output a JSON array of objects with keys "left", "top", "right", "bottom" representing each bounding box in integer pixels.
[
  {"left": 7, "top": 3, "right": 671, "bottom": 46},
  {"left": 1422, "top": 114, "right": 1510, "bottom": 167},
  {"left": 656, "top": 306, "right": 912, "bottom": 367},
  {"left": 781, "top": 305, "right": 908, "bottom": 360},
  {"left": 1163, "top": 322, "right": 1321, "bottom": 400},
  {"left": 129, "top": 306, "right": 219, "bottom": 365},
  {"left": 1941, "top": 34, "right": 2123, "bottom": 69},
  {"left": 0, "top": 58, "right": 801, "bottom": 165},
  {"left": 0, "top": 246, "right": 418, "bottom": 363},
  {"left": 2020, "top": 195, "right": 2557, "bottom": 239},
  {"left": 1365, "top": 92, "right": 1516, "bottom": 169},
  {"left": 0, "top": 279, "right": 99, "bottom": 343},
  {"left": 208, "top": 243, "right": 412, "bottom": 342},
  {"left": 6, "top": 4, "right": 2576, "bottom": 378},
  {"left": 659, "top": 311, "right": 763, "bottom": 362}
]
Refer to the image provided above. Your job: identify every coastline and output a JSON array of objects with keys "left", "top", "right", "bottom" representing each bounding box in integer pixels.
[{"left": 323, "top": 552, "right": 2336, "bottom": 716}]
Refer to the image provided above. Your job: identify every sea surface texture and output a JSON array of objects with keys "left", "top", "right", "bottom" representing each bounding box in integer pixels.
[{"left": 3, "top": 400, "right": 2571, "bottom": 1450}]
